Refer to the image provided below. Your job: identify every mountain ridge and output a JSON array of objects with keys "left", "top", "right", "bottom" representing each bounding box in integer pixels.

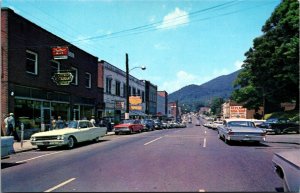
[{"left": 168, "top": 70, "right": 241, "bottom": 105}]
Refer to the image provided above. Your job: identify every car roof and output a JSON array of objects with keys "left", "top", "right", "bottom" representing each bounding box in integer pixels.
[{"left": 224, "top": 119, "right": 253, "bottom": 122}]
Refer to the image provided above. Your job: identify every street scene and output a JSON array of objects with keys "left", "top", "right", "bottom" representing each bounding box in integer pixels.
[
  {"left": 1, "top": 0, "right": 299, "bottom": 192},
  {"left": 2, "top": 116, "right": 299, "bottom": 192}
]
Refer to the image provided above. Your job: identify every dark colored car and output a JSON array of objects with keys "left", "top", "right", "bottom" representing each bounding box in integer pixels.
[
  {"left": 141, "top": 119, "right": 155, "bottom": 131},
  {"left": 259, "top": 118, "right": 300, "bottom": 134}
]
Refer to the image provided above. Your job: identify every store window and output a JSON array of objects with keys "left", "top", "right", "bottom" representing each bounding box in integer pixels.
[
  {"left": 85, "top": 72, "right": 91, "bottom": 88},
  {"left": 80, "top": 105, "right": 94, "bottom": 120},
  {"left": 14, "top": 99, "right": 41, "bottom": 130},
  {"left": 26, "top": 50, "right": 38, "bottom": 75}
]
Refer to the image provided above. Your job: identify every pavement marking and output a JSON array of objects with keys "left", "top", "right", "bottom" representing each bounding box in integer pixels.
[
  {"left": 203, "top": 138, "right": 207, "bottom": 148},
  {"left": 144, "top": 137, "right": 163, "bottom": 146},
  {"left": 44, "top": 178, "right": 76, "bottom": 192},
  {"left": 16, "top": 151, "right": 63, "bottom": 163}
]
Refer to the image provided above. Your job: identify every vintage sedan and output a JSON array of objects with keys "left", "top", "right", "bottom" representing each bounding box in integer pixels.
[
  {"left": 114, "top": 119, "right": 144, "bottom": 135},
  {"left": 217, "top": 119, "right": 266, "bottom": 144},
  {"left": 30, "top": 120, "right": 107, "bottom": 150},
  {"left": 272, "top": 149, "right": 300, "bottom": 192}
]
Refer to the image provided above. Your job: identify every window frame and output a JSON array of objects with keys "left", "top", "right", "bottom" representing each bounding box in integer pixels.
[
  {"left": 71, "top": 67, "right": 78, "bottom": 85},
  {"left": 26, "top": 50, "right": 38, "bottom": 75},
  {"left": 85, "top": 72, "right": 92, "bottom": 88}
]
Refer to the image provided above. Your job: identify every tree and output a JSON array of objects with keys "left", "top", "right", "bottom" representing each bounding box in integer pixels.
[
  {"left": 210, "top": 97, "right": 224, "bottom": 115},
  {"left": 232, "top": 0, "right": 299, "bottom": 113}
]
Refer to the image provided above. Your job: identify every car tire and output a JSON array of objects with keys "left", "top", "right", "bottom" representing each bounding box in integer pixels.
[
  {"left": 37, "top": 145, "right": 47, "bottom": 150},
  {"left": 115, "top": 132, "right": 119, "bottom": 135},
  {"left": 67, "top": 136, "right": 76, "bottom": 149},
  {"left": 93, "top": 137, "right": 99, "bottom": 142},
  {"left": 275, "top": 128, "right": 281, "bottom": 135},
  {"left": 224, "top": 137, "right": 231, "bottom": 145}
]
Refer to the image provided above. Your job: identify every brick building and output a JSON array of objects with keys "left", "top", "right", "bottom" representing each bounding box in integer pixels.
[{"left": 1, "top": 8, "right": 104, "bottom": 134}]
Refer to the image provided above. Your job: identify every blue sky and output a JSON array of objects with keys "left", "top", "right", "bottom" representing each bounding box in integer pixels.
[{"left": 2, "top": 0, "right": 280, "bottom": 93}]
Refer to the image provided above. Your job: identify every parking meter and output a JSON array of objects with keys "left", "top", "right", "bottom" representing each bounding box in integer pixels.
[{"left": 20, "top": 122, "right": 24, "bottom": 148}]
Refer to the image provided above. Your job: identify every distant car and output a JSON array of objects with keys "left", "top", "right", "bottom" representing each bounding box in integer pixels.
[
  {"left": 217, "top": 119, "right": 266, "bottom": 145},
  {"left": 153, "top": 119, "right": 163, "bottom": 130},
  {"left": 211, "top": 121, "right": 223, "bottom": 130},
  {"left": 259, "top": 118, "right": 300, "bottom": 134},
  {"left": 251, "top": 119, "right": 266, "bottom": 127},
  {"left": 272, "top": 149, "right": 300, "bottom": 192},
  {"left": 141, "top": 119, "right": 155, "bottom": 131},
  {"left": 195, "top": 119, "right": 201, "bottom": 126},
  {"left": 114, "top": 119, "right": 144, "bottom": 135},
  {"left": 30, "top": 120, "right": 107, "bottom": 150}
]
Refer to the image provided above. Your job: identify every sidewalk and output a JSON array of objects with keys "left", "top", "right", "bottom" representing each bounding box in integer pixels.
[{"left": 13, "top": 131, "right": 115, "bottom": 153}]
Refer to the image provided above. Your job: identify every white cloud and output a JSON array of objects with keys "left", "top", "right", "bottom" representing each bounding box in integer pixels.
[
  {"left": 160, "top": 70, "right": 201, "bottom": 93},
  {"left": 234, "top": 60, "right": 243, "bottom": 69},
  {"left": 157, "top": 7, "right": 189, "bottom": 30}
]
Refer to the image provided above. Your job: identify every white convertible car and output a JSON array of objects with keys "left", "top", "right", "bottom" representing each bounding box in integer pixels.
[{"left": 30, "top": 120, "right": 107, "bottom": 150}]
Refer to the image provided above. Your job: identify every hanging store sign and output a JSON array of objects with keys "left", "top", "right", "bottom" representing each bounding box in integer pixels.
[
  {"left": 129, "top": 96, "right": 142, "bottom": 105},
  {"left": 130, "top": 105, "right": 143, "bottom": 111},
  {"left": 52, "top": 46, "right": 69, "bottom": 60},
  {"left": 52, "top": 72, "right": 74, "bottom": 85}
]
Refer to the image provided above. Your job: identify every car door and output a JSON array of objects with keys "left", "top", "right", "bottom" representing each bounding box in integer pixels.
[{"left": 78, "top": 121, "right": 91, "bottom": 141}]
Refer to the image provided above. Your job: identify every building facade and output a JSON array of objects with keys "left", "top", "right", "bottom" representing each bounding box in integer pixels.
[
  {"left": 222, "top": 100, "right": 263, "bottom": 119},
  {"left": 99, "top": 60, "right": 146, "bottom": 123},
  {"left": 143, "top": 80, "right": 157, "bottom": 116},
  {"left": 156, "top": 91, "right": 168, "bottom": 117},
  {"left": 1, "top": 8, "right": 104, "bottom": 134}
]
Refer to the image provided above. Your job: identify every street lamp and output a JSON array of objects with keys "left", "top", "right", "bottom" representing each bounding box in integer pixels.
[{"left": 125, "top": 53, "right": 146, "bottom": 119}]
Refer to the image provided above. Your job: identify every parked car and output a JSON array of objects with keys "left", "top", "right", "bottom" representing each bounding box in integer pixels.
[
  {"left": 210, "top": 121, "right": 223, "bottom": 130},
  {"left": 153, "top": 119, "right": 163, "bottom": 130},
  {"left": 141, "top": 119, "right": 155, "bottom": 131},
  {"left": 272, "top": 149, "right": 300, "bottom": 192},
  {"left": 30, "top": 120, "right": 107, "bottom": 150},
  {"left": 161, "top": 121, "right": 170, "bottom": 129},
  {"left": 251, "top": 119, "right": 266, "bottom": 127},
  {"left": 114, "top": 119, "right": 144, "bottom": 135},
  {"left": 217, "top": 119, "right": 266, "bottom": 145},
  {"left": 259, "top": 118, "right": 300, "bottom": 134}
]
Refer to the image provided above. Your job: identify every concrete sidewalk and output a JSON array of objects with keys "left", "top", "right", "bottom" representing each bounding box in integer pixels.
[{"left": 13, "top": 131, "right": 115, "bottom": 153}]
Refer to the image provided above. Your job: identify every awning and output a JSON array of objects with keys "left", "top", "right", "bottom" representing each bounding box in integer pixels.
[{"left": 129, "top": 110, "right": 148, "bottom": 117}]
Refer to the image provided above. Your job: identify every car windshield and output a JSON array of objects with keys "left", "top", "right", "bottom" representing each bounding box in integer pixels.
[
  {"left": 228, "top": 121, "right": 254, "bottom": 127},
  {"left": 266, "top": 118, "right": 279, "bottom": 123},
  {"left": 67, "top": 121, "right": 78, "bottom": 129}
]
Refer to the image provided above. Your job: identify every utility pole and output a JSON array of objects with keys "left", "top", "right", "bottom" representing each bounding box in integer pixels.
[{"left": 125, "top": 53, "right": 129, "bottom": 119}]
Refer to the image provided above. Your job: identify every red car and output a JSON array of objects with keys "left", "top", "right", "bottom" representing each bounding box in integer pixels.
[{"left": 114, "top": 119, "right": 144, "bottom": 135}]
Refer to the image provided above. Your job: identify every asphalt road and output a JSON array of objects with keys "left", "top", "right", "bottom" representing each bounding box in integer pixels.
[{"left": 2, "top": 118, "right": 299, "bottom": 192}]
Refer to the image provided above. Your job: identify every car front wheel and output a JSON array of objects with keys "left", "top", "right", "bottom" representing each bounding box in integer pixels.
[{"left": 67, "top": 136, "right": 76, "bottom": 149}]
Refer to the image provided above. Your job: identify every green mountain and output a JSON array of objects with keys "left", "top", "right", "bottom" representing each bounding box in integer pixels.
[{"left": 168, "top": 70, "right": 241, "bottom": 106}]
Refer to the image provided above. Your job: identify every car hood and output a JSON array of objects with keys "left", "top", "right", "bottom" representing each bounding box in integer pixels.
[
  {"left": 229, "top": 127, "right": 264, "bottom": 133},
  {"left": 31, "top": 128, "right": 78, "bottom": 137}
]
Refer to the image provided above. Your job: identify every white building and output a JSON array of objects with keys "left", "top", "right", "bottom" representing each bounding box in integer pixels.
[{"left": 99, "top": 60, "right": 146, "bottom": 123}]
